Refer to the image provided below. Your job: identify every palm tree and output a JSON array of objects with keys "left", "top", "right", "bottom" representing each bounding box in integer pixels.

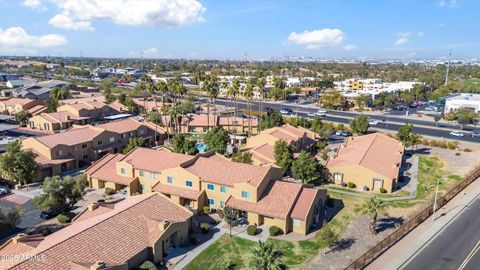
[
  {"left": 156, "top": 80, "right": 169, "bottom": 140},
  {"left": 207, "top": 76, "right": 219, "bottom": 131},
  {"left": 244, "top": 79, "right": 254, "bottom": 136},
  {"left": 139, "top": 74, "right": 152, "bottom": 113},
  {"left": 256, "top": 77, "right": 266, "bottom": 132},
  {"left": 250, "top": 241, "right": 284, "bottom": 270},
  {"left": 358, "top": 196, "right": 389, "bottom": 235},
  {"left": 227, "top": 78, "right": 240, "bottom": 131},
  {"left": 167, "top": 106, "right": 183, "bottom": 134}
]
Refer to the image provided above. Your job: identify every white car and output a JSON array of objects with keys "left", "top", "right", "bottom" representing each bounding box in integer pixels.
[
  {"left": 368, "top": 119, "right": 379, "bottom": 126},
  {"left": 307, "top": 112, "right": 316, "bottom": 117},
  {"left": 315, "top": 109, "right": 327, "bottom": 116},
  {"left": 0, "top": 188, "right": 9, "bottom": 196},
  {"left": 449, "top": 131, "right": 464, "bottom": 137}
]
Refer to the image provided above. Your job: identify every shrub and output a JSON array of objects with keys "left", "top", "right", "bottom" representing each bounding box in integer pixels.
[
  {"left": 269, "top": 226, "right": 281, "bottom": 236},
  {"left": 437, "top": 141, "right": 448, "bottom": 149},
  {"left": 422, "top": 139, "right": 430, "bottom": 146},
  {"left": 200, "top": 223, "right": 211, "bottom": 233},
  {"left": 104, "top": 187, "right": 116, "bottom": 196},
  {"left": 203, "top": 206, "right": 210, "bottom": 215},
  {"left": 41, "top": 228, "right": 52, "bottom": 236},
  {"left": 57, "top": 213, "right": 74, "bottom": 224},
  {"left": 379, "top": 187, "right": 387, "bottom": 194},
  {"left": 447, "top": 141, "right": 458, "bottom": 150},
  {"left": 429, "top": 140, "right": 438, "bottom": 147},
  {"left": 347, "top": 182, "right": 356, "bottom": 188},
  {"left": 464, "top": 148, "right": 472, "bottom": 152},
  {"left": 455, "top": 152, "right": 461, "bottom": 156},
  {"left": 247, "top": 225, "right": 257, "bottom": 236},
  {"left": 139, "top": 261, "right": 158, "bottom": 270}
]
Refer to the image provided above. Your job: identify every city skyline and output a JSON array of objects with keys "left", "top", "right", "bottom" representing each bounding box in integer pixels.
[{"left": 0, "top": 0, "right": 479, "bottom": 60}]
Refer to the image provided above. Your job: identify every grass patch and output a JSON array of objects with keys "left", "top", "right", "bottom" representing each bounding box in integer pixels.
[
  {"left": 326, "top": 185, "right": 361, "bottom": 194},
  {"left": 417, "top": 155, "right": 444, "bottom": 198}
]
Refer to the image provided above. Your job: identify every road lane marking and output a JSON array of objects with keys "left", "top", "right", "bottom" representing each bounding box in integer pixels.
[{"left": 458, "top": 239, "right": 480, "bottom": 270}]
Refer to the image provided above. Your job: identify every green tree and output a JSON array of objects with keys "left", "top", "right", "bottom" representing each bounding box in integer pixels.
[
  {"left": 274, "top": 140, "right": 293, "bottom": 174},
  {"left": 256, "top": 77, "right": 267, "bottom": 131},
  {"left": 397, "top": 123, "right": 420, "bottom": 150},
  {"left": 117, "top": 93, "right": 127, "bottom": 105},
  {"left": 358, "top": 196, "right": 389, "bottom": 235},
  {"left": 318, "top": 223, "right": 339, "bottom": 254},
  {"left": 250, "top": 241, "right": 284, "bottom": 270},
  {"left": 100, "top": 77, "right": 117, "bottom": 103},
  {"left": 14, "top": 110, "right": 32, "bottom": 127},
  {"left": 181, "top": 101, "right": 196, "bottom": 114},
  {"left": 204, "top": 127, "right": 229, "bottom": 154},
  {"left": 321, "top": 90, "right": 346, "bottom": 110},
  {"left": 400, "top": 91, "right": 414, "bottom": 104},
  {"left": 125, "top": 96, "right": 139, "bottom": 113},
  {"left": 148, "top": 111, "right": 162, "bottom": 125},
  {"left": 455, "top": 108, "right": 478, "bottom": 129},
  {"left": 231, "top": 151, "right": 253, "bottom": 164},
  {"left": 291, "top": 151, "right": 318, "bottom": 184},
  {"left": 353, "top": 94, "right": 371, "bottom": 111},
  {"left": 260, "top": 112, "right": 284, "bottom": 130},
  {"left": 244, "top": 79, "right": 255, "bottom": 135},
  {"left": 0, "top": 141, "right": 38, "bottom": 186},
  {"left": 218, "top": 206, "right": 237, "bottom": 237},
  {"left": 0, "top": 206, "right": 25, "bottom": 229},
  {"left": 123, "top": 137, "right": 147, "bottom": 154},
  {"left": 51, "top": 86, "right": 70, "bottom": 100},
  {"left": 34, "top": 174, "right": 87, "bottom": 212},
  {"left": 349, "top": 114, "right": 369, "bottom": 135},
  {"left": 172, "top": 134, "right": 198, "bottom": 155},
  {"left": 45, "top": 96, "right": 59, "bottom": 113}
]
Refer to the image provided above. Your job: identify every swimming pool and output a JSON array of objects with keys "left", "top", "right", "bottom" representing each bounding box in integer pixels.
[{"left": 195, "top": 143, "right": 209, "bottom": 151}]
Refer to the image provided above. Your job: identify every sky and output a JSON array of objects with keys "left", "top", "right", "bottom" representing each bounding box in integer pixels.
[{"left": 0, "top": 0, "right": 479, "bottom": 60}]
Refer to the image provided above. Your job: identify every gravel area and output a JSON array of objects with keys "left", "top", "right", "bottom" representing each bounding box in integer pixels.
[{"left": 302, "top": 215, "right": 401, "bottom": 270}]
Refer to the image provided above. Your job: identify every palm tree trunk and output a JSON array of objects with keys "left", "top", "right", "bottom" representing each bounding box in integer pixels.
[{"left": 370, "top": 214, "right": 377, "bottom": 235}]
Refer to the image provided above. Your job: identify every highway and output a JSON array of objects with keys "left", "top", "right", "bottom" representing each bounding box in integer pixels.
[
  {"left": 212, "top": 98, "right": 480, "bottom": 144},
  {"left": 404, "top": 196, "right": 480, "bottom": 270}
]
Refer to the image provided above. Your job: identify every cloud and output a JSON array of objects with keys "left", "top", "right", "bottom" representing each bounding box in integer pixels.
[
  {"left": 48, "top": 14, "right": 94, "bottom": 31},
  {"left": 417, "top": 32, "right": 424, "bottom": 37},
  {"left": 343, "top": 44, "right": 358, "bottom": 51},
  {"left": 47, "top": 0, "right": 205, "bottom": 31},
  {"left": 22, "top": 0, "right": 47, "bottom": 12},
  {"left": 287, "top": 28, "right": 345, "bottom": 50},
  {"left": 395, "top": 32, "right": 411, "bottom": 46},
  {"left": 439, "top": 0, "right": 459, "bottom": 7},
  {"left": 0, "top": 26, "right": 67, "bottom": 48}
]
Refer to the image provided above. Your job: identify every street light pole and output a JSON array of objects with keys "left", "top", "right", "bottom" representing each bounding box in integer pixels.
[{"left": 432, "top": 177, "right": 441, "bottom": 221}]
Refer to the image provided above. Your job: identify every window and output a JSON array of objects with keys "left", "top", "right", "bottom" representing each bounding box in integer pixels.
[
  {"left": 220, "top": 201, "right": 225, "bottom": 208},
  {"left": 167, "top": 176, "right": 174, "bottom": 184},
  {"left": 82, "top": 144, "right": 87, "bottom": 149},
  {"left": 150, "top": 172, "right": 157, "bottom": 179},
  {"left": 140, "top": 184, "right": 147, "bottom": 190},
  {"left": 120, "top": 168, "right": 126, "bottom": 174},
  {"left": 241, "top": 191, "right": 250, "bottom": 199},
  {"left": 186, "top": 181, "right": 193, "bottom": 187},
  {"left": 139, "top": 129, "right": 145, "bottom": 135},
  {"left": 97, "top": 140, "right": 103, "bottom": 145},
  {"left": 82, "top": 154, "right": 89, "bottom": 160},
  {"left": 220, "top": 186, "right": 227, "bottom": 193},
  {"left": 293, "top": 219, "right": 301, "bottom": 227},
  {"left": 57, "top": 150, "right": 63, "bottom": 157},
  {"left": 208, "top": 198, "right": 215, "bottom": 206},
  {"left": 109, "top": 137, "right": 115, "bottom": 143},
  {"left": 130, "top": 132, "right": 134, "bottom": 137},
  {"left": 333, "top": 173, "right": 343, "bottom": 182},
  {"left": 207, "top": 184, "right": 215, "bottom": 190},
  {"left": 139, "top": 170, "right": 146, "bottom": 177},
  {"left": 121, "top": 133, "right": 126, "bottom": 139}
]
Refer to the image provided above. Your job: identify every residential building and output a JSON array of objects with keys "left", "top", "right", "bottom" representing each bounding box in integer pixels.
[
  {"left": 165, "top": 114, "right": 258, "bottom": 134},
  {"left": 241, "top": 124, "right": 318, "bottom": 165},
  {"left": 326, "top": 133, "right": 404, "bottom": 193},
  {"left": 0, "top": 192, "right": 192, "bottom": 270},
  {"left": 3, "top": 80, "right": 73, "bottom": 100},
  {"left": 22, "top": 117, "right": 164, "bottom": 178},
  {"left": 444, "top": 93, "right": 480, "bottom": 113},
  {"left": 86, "top": 147, "right": 326, "bottom": 235},
  {"left": 28, "top": 111, "right": 87, "bottom": 132},
  {"left": 0, "top": 98, "right": 44, "bottom": 115},
  {"left": 5, "top": 79, "right": 35, "bottom": 89}
]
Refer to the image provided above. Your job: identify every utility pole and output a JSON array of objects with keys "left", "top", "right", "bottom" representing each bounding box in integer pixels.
[
  {"left": 432, "top": 176, "right": 441, "bottom": 221},
  {"left": 140, "top": 51, "right": 144, "bottom": 71},
  {"left": 80, "top": 51, "right": 83, "bottom": 69},
  {"left": 445, "top": 49, "right": 451, "bottom": 86}
]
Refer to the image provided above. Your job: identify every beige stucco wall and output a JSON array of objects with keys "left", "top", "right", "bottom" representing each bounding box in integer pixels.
[{"left": 329, "top": 164, "right": 396, "bottom": 193}]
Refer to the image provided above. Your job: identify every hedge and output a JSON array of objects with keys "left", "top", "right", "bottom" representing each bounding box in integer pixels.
[
  {"left": 247, "top": 225, "right": 257, "bottom": 236},
  {"left": 200, "top": 223, "right": 211, "bottom": 233},
  {"left": 269, "top": 226, "right": 281, "bottom": 236}
]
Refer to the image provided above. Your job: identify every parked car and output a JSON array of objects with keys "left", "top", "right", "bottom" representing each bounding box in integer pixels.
[
  {"left": 449, "top": 131, "right": 464, "bottom": 137},
  {"left": 40, "top": 209, "right": 60, "bottom": 219},
  {"left": 471, "top": 131, "right": 480, "bottom": 138},
  {"left": 0, "top": 188, "right": 10, "bottom": 196},
  {"left": 280, "top": 108, "right": 293, "bottom": 114},
  {"left": 368, "top": 119, "right": 379, "bottom": 126},
  {"left": 335, "top": 131, "right": 352, "bottom": 137}
]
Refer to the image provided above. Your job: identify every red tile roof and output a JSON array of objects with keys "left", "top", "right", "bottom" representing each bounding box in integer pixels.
[
  {"left": 152, "top": 182, "right": 205, "bottom": 200},
  {"left": 96, "top": 117, "right": 143, "bottom": 133},
  {"left": 121, "top": 147, "right": 193, "bottom": 173},
  {"left": 184, "top": 153, "right": 273, "bottom": 187},
  {"left": 2, "top": 193, "right": 192, "bottom": 270},
  {"left": 226, "top": 180, "right": 303, "bottom": 219},
  {"left": 290, "top": 188, "right": 319, "bottom": 220},
  {"left": 34, "top": 126, "right": 103, "bottom": 147},
  {"left": 326, "top": 133, "right": 403, "bottom": 179},
  {"left": 85, "top": 153, "right": 134, "bottom": 186}
]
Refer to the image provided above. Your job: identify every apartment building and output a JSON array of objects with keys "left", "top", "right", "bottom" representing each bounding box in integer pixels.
[
  {"left": 22, "top": 118, "right": 163, "bottom": 178},
  {"left": 0, "top": 97, "right": 44, "bottom": 115},
  {"left": 86, "top": 147, "right": 326, "bottom": 235},
  {"left": 166, "top": 114, "right": 258, "bottom": 134},
  {"left": 242, "top": 124, "right": 318, "bottom": 165},
  {"left": 326, "top": 133, "right": 403, "bottom": 193},
  {"left": 0, "top": 193, "right": 192, "bottom": 270},
  {"left": 444, "top": 93, "right": 480, "bottom": 113}
]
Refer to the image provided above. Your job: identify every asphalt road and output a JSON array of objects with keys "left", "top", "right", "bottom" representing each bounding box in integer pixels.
[
  {"left": 0, "top": 198, "right": 42, "bottom": 229},
  {"left": 213, "top": 98, "right": 480, "bottom": 144},
  {"left": 404, "top": 196, "right": 480, "bottom": 270}
]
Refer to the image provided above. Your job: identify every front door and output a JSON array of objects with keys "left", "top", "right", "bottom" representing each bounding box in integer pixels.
[{"left": 373, "top": 179, "right": 383, "bottom": 190}]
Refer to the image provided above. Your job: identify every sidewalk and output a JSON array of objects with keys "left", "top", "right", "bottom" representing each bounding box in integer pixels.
[{"left": 365, "top": 177, "right": 480, "bottom": 270}]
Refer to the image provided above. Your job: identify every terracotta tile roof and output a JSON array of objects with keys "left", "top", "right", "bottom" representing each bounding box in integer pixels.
[
  {"left": 38, "top": 111, "right": 79, "bottom": 123},
  {"left": 4, "top": 193, "right": 192, "bottom": 270},
  {"left": 33, "top": 126, "right": 103, "bottom": 147},
  {"left": 31, "top": 150, "right": 75, "bottom": 167},
  {"left": 290, "top": 188, "right": 320, "bottom": 220},
  {"left": 226, "top": 180, "right": 303, "bottom": 219},
  {"left": 243, "top": 124, "right": 312, "bottom": 152},
  {"left": 269, "top": 129, "right": 297, "bottom": 144},
  {"left": 27, "top": 105, "right": 46, "bottom": 115},
  {"left": 60, "top": 96, "right": 106, "bottom": 105},
  {"left": 85, "top": 153, "right": 134, "bottom": 186},
  {"left": 120, "top": 147, "right": 193, "bottom": 173},
  {"left": 152, "top": 182, "right": 205, "bottom": 200},
  {"left": 184, "top": 153, "right": 273, "bottom": 187},
  {"left": 0, "top": 98, "right": 36, "bottom": 106},
  {"left": 218, "top": 116, "right": 258, "bottom": 127},
  {"left": 326, "top": 133, "right": 403, "bottom": 179},
  {"left": 96, "top": 117, "right": 143, "bottom": 133},
  {"left": 107, "top": 100, "right": 129, "bottom": 112},
  {"left": 184, "top": 114, "right": 217, "bottom": 127},
  {"left": 250, "top": 143, "right": 275, "bottom": 163},
  {"left": 72, "top": 205, "right": 114, "bottom": 223}
]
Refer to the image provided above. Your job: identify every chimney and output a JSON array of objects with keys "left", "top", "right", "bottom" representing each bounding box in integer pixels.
[
  {"left": 90, "top": 261, "right": 107, "bottom": 270},
  {"left": 11, "top": 233, "right": 27, "bottom": 244},
  {"left": 88, "top": 203, "right": 99, "bottom": 211},
  {"left": 158, "top": 221, "right": 170, "bottom": 231}
]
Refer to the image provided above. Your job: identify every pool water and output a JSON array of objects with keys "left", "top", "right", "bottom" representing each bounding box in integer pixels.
[{"left": 195, "top": 144, "right": 209, "bottom": 151}]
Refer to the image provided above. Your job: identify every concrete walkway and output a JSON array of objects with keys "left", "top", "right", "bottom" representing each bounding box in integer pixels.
[{"left": 365, "top": 177, "right": 480, "bottom": 270}]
